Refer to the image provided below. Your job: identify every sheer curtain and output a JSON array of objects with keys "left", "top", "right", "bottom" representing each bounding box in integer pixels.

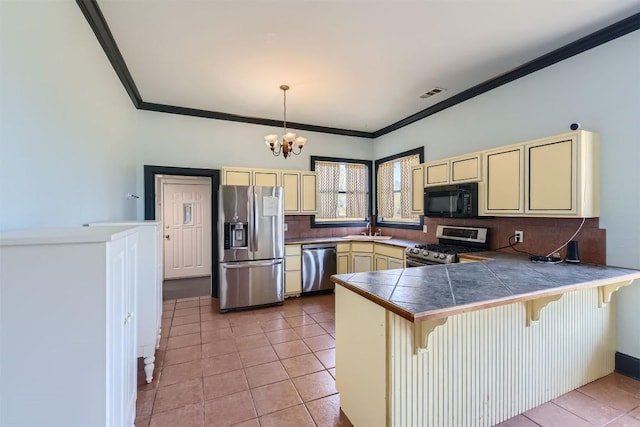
[
  {"left": 377, "top": 160, "right": 395, "bottom": 218},
  {"left": 345, "top": 163, "right": 367, "bottom": 219},
  {"left": 316, "top": 161, "right": 341, "bottom": 218}
]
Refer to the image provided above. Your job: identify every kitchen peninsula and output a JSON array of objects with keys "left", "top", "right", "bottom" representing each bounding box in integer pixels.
[{"left": 330, "top": 254, "right": 640, "bottom": 427}]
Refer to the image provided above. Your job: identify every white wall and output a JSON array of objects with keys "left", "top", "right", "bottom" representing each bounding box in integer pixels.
[
  {"left": 0, "top": 1, "right": 137, "bottom": 230},
  {"left": 374, "top": 31, "right": 640, "bottom": 358}
]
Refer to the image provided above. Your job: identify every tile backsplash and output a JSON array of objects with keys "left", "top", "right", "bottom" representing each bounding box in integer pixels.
[{"left": 285, "top": 215, "right": 606, "bottom": 265}]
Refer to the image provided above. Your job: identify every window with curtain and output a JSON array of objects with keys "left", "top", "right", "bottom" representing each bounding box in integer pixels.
[
  {"left": 375, "top": 147, "right": 424, "bottom": 227},
  {"left": 311, "top": 156, "right": 371, "bottom": 226}
]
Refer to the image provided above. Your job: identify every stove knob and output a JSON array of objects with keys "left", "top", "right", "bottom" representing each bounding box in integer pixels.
[
  {"left": 435, "top": 254, "right": 442, "bottom": 259},
  {"left": 422, "top": 250, "right": 429, "bottom": 256}
]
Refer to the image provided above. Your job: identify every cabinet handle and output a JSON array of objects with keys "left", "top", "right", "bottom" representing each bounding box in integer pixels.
[{"left": 165, "top": 234, "right": 170, "bottom": 240}]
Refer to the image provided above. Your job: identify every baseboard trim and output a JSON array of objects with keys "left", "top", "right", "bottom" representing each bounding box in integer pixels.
[{"left": 615, "top": 351, "right": 640, "bottom": 380}]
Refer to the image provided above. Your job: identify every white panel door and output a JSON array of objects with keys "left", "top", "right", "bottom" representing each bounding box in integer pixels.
[{"left": 163, "top": 181, "right": 211, "bottom": 279}]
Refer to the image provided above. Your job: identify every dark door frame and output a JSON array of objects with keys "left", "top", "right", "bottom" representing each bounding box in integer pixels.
[{"left": 144, "top": 165, "right": 220, "bottom": 298}]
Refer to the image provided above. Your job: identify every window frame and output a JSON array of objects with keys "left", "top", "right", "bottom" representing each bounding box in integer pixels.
[
  {"left": 375, "top": 147, "right": 424, "bottom": 230},
  {"left": 310, "top": 155, "right": 373, "bottom": 229}
]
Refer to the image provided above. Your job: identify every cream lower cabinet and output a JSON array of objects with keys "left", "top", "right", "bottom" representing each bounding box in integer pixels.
[
  {"left": 374, "top": 244, "right": 405, "bottom": 270},
  {"left": 0, "top": 226, "right": 139, "bottom": 427},
  {"left": 341, "top": 242, "right": 405, "bottom": 273},
  {"left": 285, "top": 244, "right": 302, "bottom": 297},
  {"left": 351, "top": 242, "right": 374, "bottom": 273},
  {"left": 337, "top": 243, "right": 351, "bottom": 274}
]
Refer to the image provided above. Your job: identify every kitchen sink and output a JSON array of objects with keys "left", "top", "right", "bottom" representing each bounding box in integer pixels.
[{"left": 342, "top": 235, "right": 393, "bottom": 241}]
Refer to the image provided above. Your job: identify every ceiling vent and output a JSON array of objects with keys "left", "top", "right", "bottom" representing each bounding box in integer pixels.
[{"left": 420, "top": 87, "right": 446, "bottom": 99}]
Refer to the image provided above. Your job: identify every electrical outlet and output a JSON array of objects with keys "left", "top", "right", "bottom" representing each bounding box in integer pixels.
[
  {"left": 423, "top": 225, "right": 428, "bottom": 233},
  {"left": 515, "top": 230, "right": 523, "bottom": 243},
  {"left": 284, "top": 223, "right": 288, "bottom": 232}
]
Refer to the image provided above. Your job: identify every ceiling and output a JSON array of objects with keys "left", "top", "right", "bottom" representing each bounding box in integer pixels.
[{"left": 96, "top": 0, "right": 640, "bottom": 135}]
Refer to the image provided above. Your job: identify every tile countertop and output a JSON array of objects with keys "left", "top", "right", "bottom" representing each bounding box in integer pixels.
[
  {"left": 330, "top": 252, "right": 640, "bottom": 323},
  {"left": 285, "top": 237, "right": 420, "bottom": 248}
]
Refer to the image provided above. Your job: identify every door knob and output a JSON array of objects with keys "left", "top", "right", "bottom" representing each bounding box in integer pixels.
[{"left": 165, "top": 234, "right": 170, "bottom": 240}]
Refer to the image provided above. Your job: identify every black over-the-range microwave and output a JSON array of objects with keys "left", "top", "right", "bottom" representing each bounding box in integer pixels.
[{"left": 424, "top": 183, "right": 479, "bottom": 218}]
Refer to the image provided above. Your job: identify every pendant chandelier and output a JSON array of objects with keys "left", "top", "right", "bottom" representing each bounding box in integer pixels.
[{"left": 264, "top": 85, "right": 307, "bottom": 158}]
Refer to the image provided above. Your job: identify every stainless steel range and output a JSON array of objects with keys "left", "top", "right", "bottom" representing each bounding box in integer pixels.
[{"left": 405, "top": 225, "right": 489, "bottom": 267}]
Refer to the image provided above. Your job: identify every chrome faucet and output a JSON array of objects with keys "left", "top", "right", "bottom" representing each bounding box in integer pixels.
[{"left": 366, "top": 221, "right": 372, "bottom": 236}]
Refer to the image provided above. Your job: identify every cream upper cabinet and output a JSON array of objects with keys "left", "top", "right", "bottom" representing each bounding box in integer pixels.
[
  {"left": 223, "top": 167, "right": 317, "bottom": 215},
  {"left": 301, "top": 172, "right": 318, "bottom": 214},
  {"left": 282, "top": 172, "right": 301, "bottom": 214},
  {"left": 424, "top": 153, "right": 481, "bottom": 187},
  {"left": 222, "top": 167, "right": 252, "bottom": 186},
  {"left": 481, "top": 145, "right": 524, "bottom": 215},
  {"left": 424, "top": 160, "right": 449, "bottom": 186},
  {"left": 253, "top": 169, "right": 281, "bottom": 187},
  {"left": 282, "top": 171, "right": 318, "bottom": 215},
  {"left": 525, "top": 131, "right": 599, "bottom": 217},
  {"left": 221, "top": 167, "right": 281, "bottom": 186},
  {"left": 450, "top": 153, "right": 481, "bottom": 183},
  {"left": 410, "top": 164, "right": 424, "bottom": 214}
]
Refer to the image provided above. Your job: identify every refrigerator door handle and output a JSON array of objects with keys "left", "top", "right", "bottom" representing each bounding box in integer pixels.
[
  {"left": 252, "top": 191, "right": 259, "bottom": 253},
  {"left": 221, "top": 259, "right": 283, "bottom": 269}
]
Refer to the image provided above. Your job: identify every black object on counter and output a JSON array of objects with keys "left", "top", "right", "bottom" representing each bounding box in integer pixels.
[{"left": 566, "top": 240, "right": 580, "bottom": 263}]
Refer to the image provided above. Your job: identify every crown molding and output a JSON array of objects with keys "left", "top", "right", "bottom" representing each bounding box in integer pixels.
[{"left": 77, "top": 0, "right": 639, "bottom": 140}]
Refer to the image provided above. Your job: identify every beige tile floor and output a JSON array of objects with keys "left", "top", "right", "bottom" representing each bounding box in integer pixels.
[{"left": 136, "top": 292, "right": 640, "bottom": 427}]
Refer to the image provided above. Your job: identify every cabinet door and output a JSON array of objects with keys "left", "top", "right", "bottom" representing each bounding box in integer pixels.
[
  {"left": 411, "top": 164, "right": 424, "bottom": 214},
  {"left": 424, "top": 161, "right": 449, "bottom": 186},
  {"left": 301, "top": 172, "right": 318, "bottom": 214},
  {"left": 123, "top": 234, "right": 138, "bottom": 426},
  {"left": 285, "top": 270, "right": 302, "bottom": 296},
  {"left": 483, "top": 146, "right": 524, "bottom": 214},
  {"left": 451, "top": 154, "right": 481, "bottom": 183},
  {"left": 352, "top": 253, "right": 373, "bottom": 273},
  {"left": 374, "top": 255, "right": 388, "bottom": 271},
  {"left": 223, "top": 168, "right": 252, "bottom": 186},
  {"left": 282, "top": 172, "right": 301, "bottom": 214},
  {"left": 526, "top": 138, "right": 575, "bottom": 214},
  {"left": 337, "top": 253, "right": 350, "bottom": 274},
  {"left": 388, "top": 257, "right": 404, "bottom": 270},
  {"left": 253, "top": 170, "right": 280, "bottom": 187}
]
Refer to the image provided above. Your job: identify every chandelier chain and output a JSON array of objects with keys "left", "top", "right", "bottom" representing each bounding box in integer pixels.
[{"left": 283, "top": 88, "right": 287, "bottom": 134}]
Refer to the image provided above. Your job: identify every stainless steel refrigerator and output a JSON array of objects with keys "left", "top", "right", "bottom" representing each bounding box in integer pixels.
[{"left": 218, "top": 185, "right": 284, "bottom": 311}]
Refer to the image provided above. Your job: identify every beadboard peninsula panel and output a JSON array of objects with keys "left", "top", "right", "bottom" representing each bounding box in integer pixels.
[{"left": 388, "top": 287, "right": 615, "bottom": 426}]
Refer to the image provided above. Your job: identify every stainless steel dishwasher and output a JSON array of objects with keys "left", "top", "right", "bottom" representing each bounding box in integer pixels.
[{"left": 302, "top": 243, "right": 337, "bottom": 293}]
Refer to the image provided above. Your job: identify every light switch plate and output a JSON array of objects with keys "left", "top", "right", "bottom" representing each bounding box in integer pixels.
[
  {"left": 423, "top": 225, "right": 428, "bottom": 233},
  {"left": 284, "top": 223, "right": 288, "bottom": 232}
]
